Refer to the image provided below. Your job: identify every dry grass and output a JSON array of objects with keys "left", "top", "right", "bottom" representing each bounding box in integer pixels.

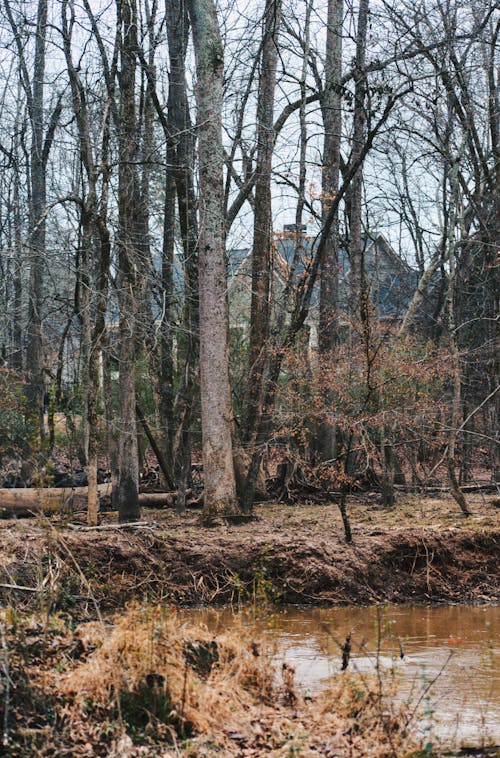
[
  {"left": 62, "top": 605, "right": 275, "bottom": 735},
  {"left": 54, "top": 604, "right": 413, "bottom": 756}
]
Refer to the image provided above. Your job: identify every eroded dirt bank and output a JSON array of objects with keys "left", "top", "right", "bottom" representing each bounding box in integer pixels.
[{"left": 1, "top": 494, "right": 498, "bottom": 613}]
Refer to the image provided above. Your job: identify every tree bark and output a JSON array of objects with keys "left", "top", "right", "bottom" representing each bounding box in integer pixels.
[
  {"left": 445, "top": 156, "right": 470, "bottom": 516},
  {"left": 187, "top": 0, "right": 239, "bottom": 523},
  {"left": 26, "top": 0, "right": 48, "bottom": 448},
  {"left": 319, "top": 0, "right": 343, "bottom": 353},
  {"left": 318, "top": 0, "right": 343, "bottom": 462},
  {"left": 348, "top": 0, "right": 369, "bottom": 319},
  {"left": 116, "top": 0, "right": 140, "bottom": 522},
  {"left": 244, "top": 0, "right": 282, "bottom": 444},
  {"left": 0, "top": 484, "right": 111, "bottom": 517},
  {"left": 166, "top": 0, "right": 200, "bottom": 493}
]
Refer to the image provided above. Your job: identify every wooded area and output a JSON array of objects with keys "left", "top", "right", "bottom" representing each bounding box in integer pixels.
[{"left": 0, "top": 0, "right": 498, "bottom": 534}]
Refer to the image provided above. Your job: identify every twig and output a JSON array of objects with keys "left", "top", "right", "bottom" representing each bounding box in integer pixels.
[
  {"left": 0, "top": 583, "right": 41, "bottom": 593},
  {"left": 404, "top": 650, "right": 455, "bottom": 729},
  {"left": 55, "top": 534, "right": 105, "bottom": 625},
  {"left": 67, "top": 521, "right": 160, "bottom": 531},
  {"left": 1, "top": 621, "right": 11, "bottom": 747}
]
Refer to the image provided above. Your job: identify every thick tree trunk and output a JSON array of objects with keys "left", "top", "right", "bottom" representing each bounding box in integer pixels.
[
  {"left": 167, "top": 0, "right": 200, "bottom": 492},
  {"left": 187, "top": 0, "right": 239, "bottom": 523},
  {"left": 116, "top": 0, "right": 140, "bottom": 522}
]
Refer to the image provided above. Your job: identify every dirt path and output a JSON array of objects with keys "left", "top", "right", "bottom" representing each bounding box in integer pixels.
[{"left": 1, "top": 493, "right": 498, "bottom": 614}]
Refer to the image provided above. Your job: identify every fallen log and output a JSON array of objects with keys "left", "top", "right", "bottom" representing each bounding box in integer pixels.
[
  {"left": 393, "top": 482, "right": 498, "bottom": 494},
  {"left": 0, "top": 484, "right": 112, "bottom": 518},
  {"left": 0, "top": 485, "right": 201, "bottom": 518},
  {"left": 137, "top": 489, "right": 199, "bottom": 508}
]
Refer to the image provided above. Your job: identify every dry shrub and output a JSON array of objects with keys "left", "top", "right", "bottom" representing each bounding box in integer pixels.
[
  {"left": 309, "top": 677, "right": 409, "bottom": 757},
  {"left": 2, "top": 604, "right": 414, "bottom": 756},
  {"left": 61, "top": 603, "right": 275, "bottom": 739},
  {"left": 59, "top": 604, "right": 412, "bottom": 756}
]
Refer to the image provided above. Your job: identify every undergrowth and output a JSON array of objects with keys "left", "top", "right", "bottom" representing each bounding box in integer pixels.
[{"left": 1, "top": 603, "right": 415, "bottom": 757}]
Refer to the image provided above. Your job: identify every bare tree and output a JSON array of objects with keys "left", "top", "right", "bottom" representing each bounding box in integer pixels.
[
  {"left": 244, "top": 0, "right": 282, "bottom": 446},
  {"left": 187, "top": 0, "right": 240, "bottom": 523},
  {"left": 317, "top": 0, "right": 343, "bottom": 463},
  {"left": 116, "top": 0, "right": 140, "bottom": 522},
  {"left": 3, "top": 0, "right": 61, "bottom": 451}
]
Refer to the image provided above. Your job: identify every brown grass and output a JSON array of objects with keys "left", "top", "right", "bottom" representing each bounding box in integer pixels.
[
  {"left": 55, "top": 604, "right": 412, "bottom": 756},
  {"left": 0, "top": 604, "right": 415, "bottom": 756}
]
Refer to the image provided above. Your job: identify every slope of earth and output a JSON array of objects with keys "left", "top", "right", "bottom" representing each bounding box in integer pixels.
[{"left": 0, "top": 493, "right": 498, "bottom": 614}]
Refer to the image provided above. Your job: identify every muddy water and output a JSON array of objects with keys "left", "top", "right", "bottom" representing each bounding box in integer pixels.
[{"left": 182, "top": 604, "right": 499, "bottom": 747}]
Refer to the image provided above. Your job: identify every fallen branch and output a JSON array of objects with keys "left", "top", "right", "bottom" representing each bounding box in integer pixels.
[
  {"left": 67, "top": 522, "right": 159, "bottom": 532},
  {"left": 0, "top": 583, "right": 41, "bottom": 593},
  {"left": 393, "top": 482, "right": 497, "bottom": 494}
]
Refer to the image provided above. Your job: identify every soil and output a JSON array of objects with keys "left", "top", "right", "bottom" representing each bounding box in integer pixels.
[{"left": 1, "top": 492, "right": 498, "bottom": 615}]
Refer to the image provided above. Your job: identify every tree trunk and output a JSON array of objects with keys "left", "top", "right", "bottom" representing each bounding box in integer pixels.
[
  {"left": 318, "top": 0, "right": 343, "bottom": 462},
  {"left": 446, "top": 156, "right": 470, "bottom": 516},
  {"left": 380, "top": 435, "right": 396, "bottom": 507},
  {"left": 27, "top": 0, "right": 48, "bottom": 449},
  {"left": 160, "top": 142, "right": 176, "bottom": 467},
  {"left": 167, "top": 0, "right": 200, "bottom": 493},
  {"left": 319, "top": 0, "right": 343, "bottom": 353},
  {"left": 244, "top": 0, "right": 282, "bottom": 444},
  {"left": 12, "top": 110, "right": 23, "bottom": 371},
  {"left": 348, "top": 0, "right": 369, "bottom": 319},
  {"left": 102, "top": 330, "right": 120, "bottom": 509},
  {"left": 116, "top": 0, "right": 140, "bottom": 522},
  {"left": 187, "top": 0, "right": 239, "bottom": 523}
]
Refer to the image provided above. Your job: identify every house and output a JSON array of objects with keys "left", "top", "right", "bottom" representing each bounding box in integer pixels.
[{"left": 228, "top": 227, "right": 418, "bottom": 346}]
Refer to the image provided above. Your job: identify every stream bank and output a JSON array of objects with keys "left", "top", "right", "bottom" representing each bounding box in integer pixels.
[{"left": 1, "top": 495, "right": 498, "bottom": 613}]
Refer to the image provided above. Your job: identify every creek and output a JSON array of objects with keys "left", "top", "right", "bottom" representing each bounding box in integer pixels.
[{"left": 182, "top": 604, "right": 499, "bottom": 748}]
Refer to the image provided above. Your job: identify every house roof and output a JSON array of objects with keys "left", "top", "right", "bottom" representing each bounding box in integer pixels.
[{"left": 227, "top": 231, "right": 417, "bottom": 318}]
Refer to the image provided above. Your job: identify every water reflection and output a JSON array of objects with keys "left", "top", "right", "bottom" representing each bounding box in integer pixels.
[{"left": 181, "top": 604, "right": 499, "bottom": 746}]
